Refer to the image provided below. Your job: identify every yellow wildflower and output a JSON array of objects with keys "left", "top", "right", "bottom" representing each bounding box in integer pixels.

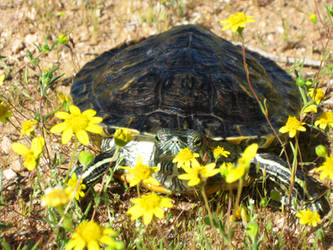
[
  {"left": 314, "top": 111, "right": 333, "bottom": 130},
  {"left": 309, "top": 13, "right": 317, "bottom": 24},
  {"left": 308, "top": 88, "right": 325, "bottom": 104},
  {"left": 0, "top": 102, "right": 12, "bottom": 123},
  {"left": 172, "top": 148, "right": 200, "bottom": 168},
  {"left": 213, "top": 146, "right": 230, "bottom": 160},
  {"left": 20, "top": 120, "right": 37, "bottom": 137},
  {"left": 58, "top": 34, "right": 69, "bottom": 45},
  {"left": 296, "top": 208, "right": 321, "bottom": 227},
  {"left": 221, "top": 12, "right": 255, "bottom": 33},
  {"left": 127, "top": 192, "right": 173, "bottom": 225},
  {"left": 114, "top": 128, "right": 135, "bottom": 147},
  {"left": 122, "top": 156, "right": 160, "bottom": 187},
  {"left": 220, "top": 162, "right": 246, "bottom": 184},
  {"left": 66, "top": 220, "right": 120, "bottom": 250},
  {"left": 65, "top": 173, "right": 86, "bottom": 200},
  {"left": 316, "top": 155, "right": 333, "bottom": 181},
  {"left": 11, "top": 137, "right": 45, "bottom": 171},
  {"left": 57, "top": 92, "right": 70, "bottom": 104},
  {"left": 50, "top": 105, "right": 103, "bottom": 145},
  {"left": 44, "top": 66, "right": 51, "bottom": 73},
  {"left": 178, "top": 161, "right": 219, "bottom": 186},
  {"left": 279, "top": 116, "right": 306, "bottom": 138},
  {"left": 230, "top": 205, "right": 250, "bottom": 223},
  {"left": 41, "top": 187, "right": 71, "bottom": 207},
  {"left": 237, "top": 143, "right": 258, "bottom": 167},
  {"left": 303, "top": 104, "right": 317, "bottom": 114},
  {"left": 220, "top": 144, "right": 258, "bottom": 183}
]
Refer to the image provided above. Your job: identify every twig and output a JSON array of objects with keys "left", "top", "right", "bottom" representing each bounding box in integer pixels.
[{"left": 238, "top": 44, "right": 322, "bottom": 68}]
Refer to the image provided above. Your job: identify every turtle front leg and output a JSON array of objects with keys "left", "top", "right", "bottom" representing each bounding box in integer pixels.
[{"left": 249, "top": 153, "right": 330, "bottom": 217}]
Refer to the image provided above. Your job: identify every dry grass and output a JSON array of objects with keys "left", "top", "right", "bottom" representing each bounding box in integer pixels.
[{"left": 0, "top": 0, "right": 332, "bottom": 249}]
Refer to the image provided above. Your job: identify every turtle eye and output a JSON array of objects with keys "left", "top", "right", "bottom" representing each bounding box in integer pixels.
[{"left": 155, "top": 135, "right": 160, "bottom": 143}]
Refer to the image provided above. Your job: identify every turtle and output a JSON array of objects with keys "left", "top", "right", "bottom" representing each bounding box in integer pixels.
[{"left": 71, "top": 25, "right": 330, "bottom": 217}]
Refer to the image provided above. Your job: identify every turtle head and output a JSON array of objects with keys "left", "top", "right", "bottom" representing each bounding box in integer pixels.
[
  {"left": 153, "top": 128, "right": 205, "bottom": 162},
  {"left": 152, "top": 128, "right": 212, "bottom": 192}
]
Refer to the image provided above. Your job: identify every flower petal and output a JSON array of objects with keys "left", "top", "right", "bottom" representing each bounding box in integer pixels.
[
  {"left": 127, "top": 205, "right": 143, "bottom": 220},
  {"left": 297, "top": 126, "right": 306, "bottom": 132},
  {"left": 143, "top": 211, "right": 153, "bottom": 225},
  {"left": 90, "top": 116, "right": 103, "bottom": 124},
  {"left": 69, "top": 105, "right": 81, "bottom": 115},
  {"left": 87, "top": 240, "right": 99, "bottom": 250},
  {"left": 12, "top": 142, "right": 29, "bottom": 155},
  {"left": 50, "top": 122, "right": 67, "bottom": 133},
  {"left": 303, "top": 104, "right": 317, "bottom": 113},
  {"left": 143, "top": 177, "right": 160, "bottom": 187},
  {"left": 86, "top": 124, "right": 103, "bottom": 134},
  {"left": 279, "top": 126, "right": 288, "bottom": 133},
  {"left": 82, "top": 109, "right": 96, "bottom": 117},
  {"left": 154, "top": 207, "right": 164, "bottom": 219},
  {"left": 55, "top": 111, "right": 70, "bottom": 120},
  {"left": 76, "top": 130, "right": 89, "bottom": 145},
  {"left": 161, "top": 198, "right": 173, "bottom": 208},
  {"left": 188, "top": 177, "right": 200, "bottom": 186},
  {"left": 24, "top": 158, "right": 37, "bottom": 171},
  {"left": 99, "top": 235, "right": 116, "bottom": 247},
  {"left": 289, "top": 130, "right": 296, "bottom": 138},
  {"left": 62, "top": 128, "right": 73, "bottom": 144},
  {"left": 31, "top": 137, "right": 45, "bottom": 156}
]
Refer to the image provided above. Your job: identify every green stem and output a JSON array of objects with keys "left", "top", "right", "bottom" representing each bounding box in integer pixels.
[
  {"left": 64, "top": 137, "right": 78, "bottom": 183},
  {"left": 233, "top": 177, "right": 244, "bottom": 220},
  {"left": 35, "top": 166, "right": 43, "bottom": 191},
  {"left": 298, "top": 86, "right": 308, "bottom": 106},
  {"left": 200, "top": 184, "right": 214, "bottom": 227},
  {"left": 288, "top": 139, "right": 298, "bottom": 215},
  {"left": 91, "top": 146, "right": 120, "bottom": 220},
  {"left": 240, "top": 37, "right": 293, "bottom": 176}
]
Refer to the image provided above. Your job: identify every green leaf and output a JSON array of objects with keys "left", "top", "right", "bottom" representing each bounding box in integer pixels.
[
  {"left": 270, "top": 189, "right": 281, "bottom": 202},
  {"left": 0, "top": 239, "right": 11, "bottom": 250},
  {"left": 246, "top": 222, "right": 259, "bottom": 242}
]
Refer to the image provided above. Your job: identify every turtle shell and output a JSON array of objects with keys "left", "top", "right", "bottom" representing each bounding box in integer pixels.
[{"left": 71, "top": 25, "right": 301, "bottom": 139}]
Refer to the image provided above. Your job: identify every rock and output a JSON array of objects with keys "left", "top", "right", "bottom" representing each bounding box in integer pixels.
[
  {"left": 11, "top": 159, "right": 23, "bottom": 172},
  {"left": 1, "top": 136, "right": 13, "bottom": 154},
  {"left": 25, "top": 33, "right": 38, "bottom": 46},
  {"left": 3, "top": 168, "right": 17, "bottom": 180},
  {"left": 11, "top": 39, "right": 25, "bottom": 54}
]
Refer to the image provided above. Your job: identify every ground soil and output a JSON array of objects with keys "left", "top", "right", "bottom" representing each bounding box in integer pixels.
[{"left": 0, "top": 0, "right": 332, "bottom": 248}]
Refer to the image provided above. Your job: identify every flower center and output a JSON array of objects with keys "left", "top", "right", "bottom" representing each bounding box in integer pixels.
[
  {"left": 68, "top": 114, "right": 89, "bottom": 132},
  {"left": 179, "top": 149, "right": 195, "bottom": 161},
  {"left": 287, "top": 117, "right": 301, "bottom": 129},
  {"left": 78, "top": 221, "right": 102, "bottom": 242},
  {"left": 24, "top": 150, "right": 36, "bottom": 162},
  {"left": 137, "top": 167, "right": 151, "bottom": 179},
  {"left": 195, "top": 167, "right": 204, "bottom": 180},
  {"left": 142, "top": 194, "right": 161, "bottom": 210}
]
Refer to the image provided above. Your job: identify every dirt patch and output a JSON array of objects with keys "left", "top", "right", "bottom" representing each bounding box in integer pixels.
[{"left": 0, "top": 0, "right": 332, "bottom": 248}]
